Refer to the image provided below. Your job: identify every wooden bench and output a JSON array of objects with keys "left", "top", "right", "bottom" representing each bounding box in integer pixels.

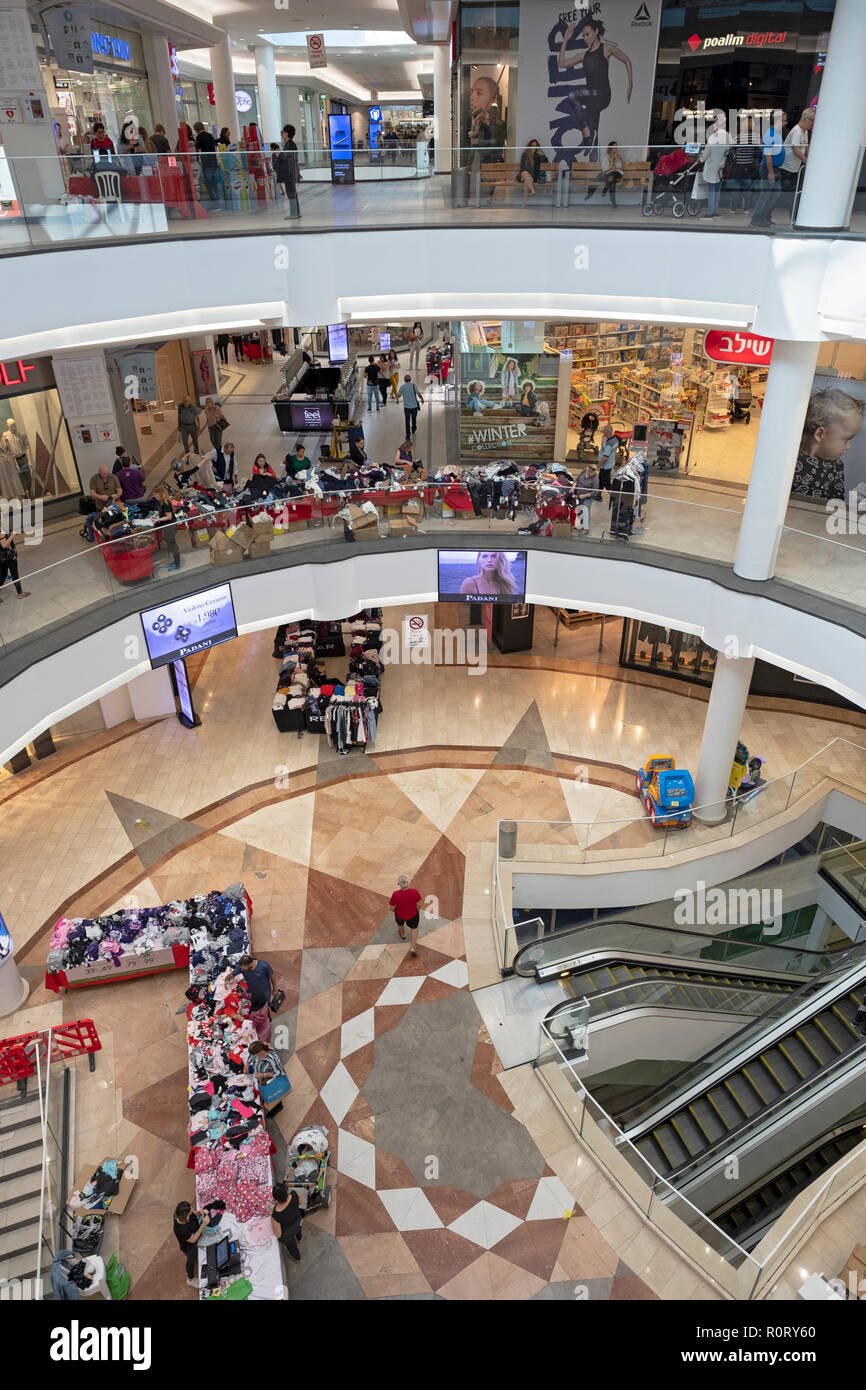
[
  {"left": 566, "top": 159, "right": 652, "bottom": 205},
  {"left": 479, "top": 160, "right": 561, "bottom": 204}
]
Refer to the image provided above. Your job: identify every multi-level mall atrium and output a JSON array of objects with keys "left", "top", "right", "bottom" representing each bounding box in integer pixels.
[{"left": 1, "top": 0, "right": 865, "bottom": 1357}]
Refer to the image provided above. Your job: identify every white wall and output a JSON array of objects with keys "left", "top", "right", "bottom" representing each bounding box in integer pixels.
[{"left": 1, "top": 229, "right": 865, "bottom": 359}]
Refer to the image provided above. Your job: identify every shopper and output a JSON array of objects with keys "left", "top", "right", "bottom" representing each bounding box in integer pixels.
[
  {"left": 390, "top": 874, "right": 423, "bottom": 956},
  {"left": 232, "top": 334, "right": 245, "bottom": 362},
  {"left": 153, "top": 485, "right": 182, "bottom": 571},
  {"left": 780, "top": 108, "right": 814, "bottom": 215},
  {"left": 407, "top": 323, "right": 424, "bottom": 372},
  {"left": 215, "top": 333, "right": 230, "bottom": 364},
  {"left": 347, "top": 424, "right": 366, "bottom": 466},
  {"left": 284, "top": 442, "right": 308, "bottom": 477},
  {"left": 177, "top": 396, "right": 202, "bottom": 452},
  {"left": 248, "top": 1042, "right": 290, "bottom": 1117},
  {"left": 365, "top": 356, "right": 381, "bottom": 413},
  {"left": 726, "top": 135, "right": 760, "bottom": 213},
  {"left": 193, "top": 122, "right": 223, "bottom": 208},
  {"left": 218, "top": 127, "right": 233, "bottom": 151},
  {"left": 111, "top": 445, "right": 126, "bottom": 474},
  {"left": 700, "top": 115, "right": 733, "bottom": 219},
  {"left": 0, "top": 530, "right": 30, "bottom": 599},
  {"left": 89, "top": 122, "right": 115, "bottom": 157},
  {"left": 749, "top": 112, "right": 789, "bottom": 229},
  {"left": 173, "top": 1201, "right": 207, "bottom": 1287},
  {"left": 597, "top": 425, "right": 618, "bottom": 489},
  {"left": 151, "top": 124, "right": 171, "bottom": 155},
  {"left": 394, "top": 439, "right": 415, "bottom": 476},
  {"left": 278, "top": 125, "right": 301, "bottom": 219},
  {"left": 574, "top": 463, "right": 600, "bottom": 532},
  {"left": 271, "top": 1183, "right": 302, "bottom": 1262},
  {"left": 236, "top": 953, "right": 279, "bottom": 1041},
  {"left": 171, "top": 453, "right": 200, "bottom": 488},
  {"left": 398, "top": 374, "right": 424, "bottom": 436},
  {"left": 85, "top": 464, "right": 121, "bottom": 540},
  {"left": 203, "top": 397, "right": 227, "bottom": 451},
  {"left": 377, "top": 355, "right": 391, "bottom": 407},
  {"left": 517, "top": 139, "right": 544, "bottom": 205},
  {"left": 212, "top": 441, "right": 237, "bottom": 488},
  {"left": 251, "top": 453, "right": 277, "bottom": 478},
  {"left": 584, "top": 140, "right": 624, "bottom": 206},
  {"left": 116, "top": 456, "right": 146, "bottom": 501},
  {"left": 387, "top": 349, "right": 400, "bottom": 400}
]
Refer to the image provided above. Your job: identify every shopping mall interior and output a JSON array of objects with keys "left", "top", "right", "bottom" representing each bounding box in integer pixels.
[{"left": 1, "top": 0, "right": 866, "bottom": 1341}]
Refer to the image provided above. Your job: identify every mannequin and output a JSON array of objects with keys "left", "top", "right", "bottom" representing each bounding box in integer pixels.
[
  {"left": 0, "top": 436, "right": 21, "bottom": 497},
  {"left": 2, "top": 419, "right": 31, "bottom": 495}
]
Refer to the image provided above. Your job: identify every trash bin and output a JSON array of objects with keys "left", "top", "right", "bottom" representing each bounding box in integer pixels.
[
  {"left": 451, "top": 166, "right": 469, "bottom": 207},
  {"left": 499, "top": 819, "right": 517, "bottom": 860}
]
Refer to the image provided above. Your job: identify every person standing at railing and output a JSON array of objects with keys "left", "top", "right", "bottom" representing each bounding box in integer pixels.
[
  {"left": 700, "top": 115, "right": 733, "bottom": 220},
  {"left": 153, "top": 485, "right": 182, "bottom": 572},
  {"left": 780, "top": 109, "right": 814, "bottom": 218},
  {"left": 0, "top": 530, "right": 30, "bottom": 600},
  {"left": 278, "top": 125, "right": 301, "bottom": 219},
  {"left": 749, "top": 111, "right": 789, "bottom": 229},
  {"left": 151, "top": 125, "right": 170, "bottom": 155},
  {"left": 193, "top": 122, "right": 223, "bottom": 209}
]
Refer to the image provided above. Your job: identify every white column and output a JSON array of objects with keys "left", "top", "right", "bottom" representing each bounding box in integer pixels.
[
  {"left": 142, "top": 34, "right": 179, "bottom": 140},
  {"left": 795, "top": 0, "right": 866, "bottom": 230},
  {"left": 693, "top": 653, "right": 755, "bottom": 824},
  {"left": 0, "top": 953, "right": 29, "bottom": 1017},
  {"left": 0, "top": 0, "right": 65, "bottom": 203},
  {"left": 733, "top": 339, "right": 820, "bottom": 581},
  {"left": 129, "top": 667, "right": 176, "bottom": 720},
  {"left": 806, "top": 907, "right": 832, "bottom": 952},
  {"left": 254, "top": 43, "right": 280, "bottom": 144},
  {"left": 553, "top": 352, "right": 573, "bottom": 462},
  {"left": 432, "top": 43, "right": 452, "bottom": 173},
  {"left": 210, "top": 31, "right": 240, "bottom": 142}
]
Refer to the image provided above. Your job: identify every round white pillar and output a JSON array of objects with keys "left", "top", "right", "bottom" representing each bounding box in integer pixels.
[
  {"left": 796, "top": 0, "right": 866, "bottom": 230},
  {"left": 211, "top": 32, "right": 240, "bottom": 142},
  {"left": 0, "top": 953, "right": 30, "bottom": 1017},
  {"left": 733, "top": 339, "right": 820, "bottom": 582},
  {"left": 693, "top": 653, "right": 755, "bottom": 824},
  {"left": 432, "top": 43, "right": 453, "bottom": 174},
  {"left": 142, "top": 33, "right": 180, "bottom": 139},
  {"left": 254, "top": 43, "right": 281, "bottom": 144}
]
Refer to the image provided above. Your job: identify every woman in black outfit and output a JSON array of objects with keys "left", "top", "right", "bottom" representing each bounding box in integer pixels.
[
  {"left": 153, "top": 485, "right": 182, "bottom": 570},
  {"left": 517, "top": 140, "right": 544, "bottom": 206},
  {"left": 173, "top": 1201, "right": 207, "bottom": 1286},
  {"left": 0, "top": 530, "right": 30, "bottom": 599},
  {"left": 271, "top": 1183, "right": 302, "bottom": 1263},
  {"left": 557, "top": 17, "right": 633, "bottom": 160}
]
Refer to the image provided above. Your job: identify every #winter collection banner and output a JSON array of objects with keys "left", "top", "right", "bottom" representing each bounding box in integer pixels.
[{"left": 515, "top": 0, "right": 661, "bottom": 162}]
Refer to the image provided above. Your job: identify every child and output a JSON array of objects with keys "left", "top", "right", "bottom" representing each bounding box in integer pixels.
[{"left": 791, "top": 388, "right": 865, "bottom": 500}]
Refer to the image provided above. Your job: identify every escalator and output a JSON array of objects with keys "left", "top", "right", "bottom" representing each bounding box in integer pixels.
[
  {"left": 614, "top": 957, "right": 866, "bottom": 1181},
  {"left": 710, "top": 1118, "right": 866, "bottom": 1249},
  {"left": 548, "top": 959, "right": 797, "bottom": 1011}
]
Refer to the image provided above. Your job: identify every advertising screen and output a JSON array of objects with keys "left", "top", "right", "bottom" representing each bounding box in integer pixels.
[
  {"left": 327, "top": 323, "right": 349, "bottom": 363},
  {"left": 140, "top": 583, "right": 238, "bottom": 668},
  {"left": 289, "top": 401, "right": 334, "bottom": 431},
  {"left": 379, "top": 332, "right": 391, "bottom": 351},
  {"left": 438, "top": 550, "right": 527, "bottom": 604},
  {"left": 171, "top": 658, "right": 198, "bottom": 726}
]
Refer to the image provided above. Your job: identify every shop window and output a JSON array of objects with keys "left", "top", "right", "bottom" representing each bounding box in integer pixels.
[
  {"left": 0, "top": 387, "right": 79, "bottom": 502},
  {"left": 620, "top": 619, "right": 716, "bottom": 686}
]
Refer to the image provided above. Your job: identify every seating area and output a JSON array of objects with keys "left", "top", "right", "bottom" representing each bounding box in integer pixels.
[
  {"left": 480, "top": 160, "right": 560, "bottom": 204},
  {"left": 478, "top": 158, "right": 652, "bottom": 208},
  {"left": 566, "top": 160, "right": 652, "bottom": 204}
]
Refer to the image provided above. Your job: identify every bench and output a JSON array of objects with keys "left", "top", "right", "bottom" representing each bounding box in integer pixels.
[
  {"left": 478, "top": 160, "right": 562, "bottom": 205},
  {"left": 566, "top": 159, "right": 652, "bottom": 206}
]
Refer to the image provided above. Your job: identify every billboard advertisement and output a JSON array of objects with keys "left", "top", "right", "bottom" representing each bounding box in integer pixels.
[{"left": 140, "top": 583, "right": 238, "bottom": 668}]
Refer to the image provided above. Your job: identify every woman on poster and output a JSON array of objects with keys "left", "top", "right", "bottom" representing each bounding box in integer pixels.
[
  {"left": 557, "top": 17, "right": 633, "bottom": 161},
  {"left": 459, "top": 551, "right": 519, "bottom": 597}
]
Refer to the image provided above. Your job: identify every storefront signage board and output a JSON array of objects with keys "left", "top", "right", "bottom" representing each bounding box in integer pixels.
[
  {"left": 43, "top": 6, "right": 94, "bottom": 75},
  {"left": 53, "top": 355, "right": 114, "bottom": 418},
  {"left": 703, "top": 330, "right": 774, "bottom": 366}
]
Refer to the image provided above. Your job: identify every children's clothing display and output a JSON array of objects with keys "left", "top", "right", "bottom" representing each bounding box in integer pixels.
[{"left": 45, "top": 903, "right": 193, "bottom": 992}]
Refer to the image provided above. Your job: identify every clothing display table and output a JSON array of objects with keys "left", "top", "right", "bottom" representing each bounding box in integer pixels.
[
  {"left": 45, "top": 902, "right": 193, "bottom": 993},
  {"left": 68, "top": 168, "right": 193, "bottom": 217}
]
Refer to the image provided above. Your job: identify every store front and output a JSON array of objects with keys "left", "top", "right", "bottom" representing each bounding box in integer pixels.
[
  {"left": 453, "top": 1, "right": 520, "bottom": 160},
  {"left": 0, "top": 355, "right": 81, "bottom": 505},
  {"left": 42, "top": 25, "right": 154, "bottom": 150}
]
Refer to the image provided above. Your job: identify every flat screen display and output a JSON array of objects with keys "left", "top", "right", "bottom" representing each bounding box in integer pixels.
[
  {"left": 290, "top": 401, "right": 334, "bottom": 431},
  {"left": 379, "top": 332, "right": 391, "bottom": 351},
  {"left": 438, "top": 549, "right": 527, "bottom": 604},
  {"left": 327, "top": 323, "right": 348, "bottom": 363},
  {"left": 172, "top": 658, "right": 196, "bottom": 725},
  {"left": 140, "top": 583, "right": 238, "bottom": 668},
  {"left": 328, "top": 113, "right": 353, "bottom": 158}
]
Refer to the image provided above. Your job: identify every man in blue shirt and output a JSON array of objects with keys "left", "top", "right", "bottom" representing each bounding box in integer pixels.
[
  {"left": 749, "top": 112, "right": 789, "bottom": 229},
  {"left": 397, "top": 374, "right": 424, "bottom": 436}
]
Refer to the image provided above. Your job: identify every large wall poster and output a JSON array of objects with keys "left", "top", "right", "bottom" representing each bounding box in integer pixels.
[
  {"left": 515, "top": 0, "right": 661, "bottom": 165},
  {"left": 791, "top": 375, "right": 866, "bottom": 504}
]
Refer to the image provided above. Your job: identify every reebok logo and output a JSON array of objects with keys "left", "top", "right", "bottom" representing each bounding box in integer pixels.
[
  {"left": 632, "top": 1, "right": 652, "bottom": 24},
  {"left": 687, "top": 33, "right": 701, "bottom": 51}
]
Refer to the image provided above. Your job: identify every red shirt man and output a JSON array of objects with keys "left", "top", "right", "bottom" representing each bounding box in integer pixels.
[{"left": 390, "top": 875, "right": 422, "bottom": 956}]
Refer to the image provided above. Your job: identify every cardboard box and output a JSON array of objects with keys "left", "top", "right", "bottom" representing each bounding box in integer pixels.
[
  {"left": 404, "top": 498, "right": 423, "bottom": 516},
  {"left": 285, "top": 519, "right": 308, "bottom": 532},
  {"left": 230, "top": 523, "right": 255, "bottom": 552},
  {"left": 68, "top": 1157, "right": 137, "bottom": 1217},
  {"left": 249, "top": 515, "right": 275, "bottom": 539},
  {"left": 210, "top": 532, "right": 244, "bottom": 565},
  {"left": 249, "top": 537, "right": 271, "bottom": 558},
  {"left": 389, "top": 516, "right": 418, "bottom": 536},
  {"left": 550, "top": 522, "right": 573, "bottom": 539}
]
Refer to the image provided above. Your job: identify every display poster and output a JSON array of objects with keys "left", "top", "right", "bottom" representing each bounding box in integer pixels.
[
  {"left": 0, "top": 98, "right": 23, "bottom": 124},
  {"left": 140, "top": 583, "right": 238, "bottom": 668},
  {"left": 438, "top": 550, "right": 528, "bottom": 604},
  {"left": 515, "top": 0, "right": 662, "bottom": 163},
  {"left": 646, "top": 419, "right": 683, "bottom": 471},
  {"left": 116, "top": 351, "right": 158, "bottom": 401},
  {"left": 42, "top": 6, "right": 94, "bottom": 75},
  {"left": 462, "top": 64, "right": 510, "bottom": 160},
  {"left": 327, "top": 323, "right": 349, "bottom": 363},
  {"left": 790, "top": 374, "right": 866, "bottom": 502},
  {"left": 53, "top": 355, "right": 114, "bottom": 418},
  {"left": 190, "top": 349, "right": 217, "bottom": 398},
  {"left": 460, "top": 348, "right": 557, "bottom": 459},
  {"left": 402, "top": 614, "right": 429, "bottom": 650},
  {"left": 0, "top": 10, "right": 43, "bottom": 89},
  {"left": 307, "top": 33, "right": 327, "bottom": 69}
]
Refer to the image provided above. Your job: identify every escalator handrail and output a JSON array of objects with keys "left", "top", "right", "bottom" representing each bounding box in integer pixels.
[
  {"left": 667, "top": 1036, "right": 866, "bottom": 1188},
  {"left": 616, "top": 944, "right": 866, "bottom": 1133},
  {"left": 511, "top": 914, "right": 838, "bottom": 978},
  {"left": 545, "top": 975, "right": 788, "bottom": 1031}
]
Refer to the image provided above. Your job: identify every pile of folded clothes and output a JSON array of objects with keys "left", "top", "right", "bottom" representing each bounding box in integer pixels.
[
  {"left": 46, "top": 903, "right": 194, "bottom": 989},
  {"left": 68, "top": 1159, "right": 124, "bottom": 1214},
  {"left": 184, "top": 884, "right": 276, "bottom": 1224}
]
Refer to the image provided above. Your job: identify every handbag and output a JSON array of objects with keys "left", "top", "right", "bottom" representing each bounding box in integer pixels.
[
  {"left": 217, "top": 416, "right": 230, "bottom": 430},
  {"left": 269, "top": 988, "right": 286, "bottom": 1013},
  {"left": 260, "top": 1071, "right": 292, "bottom": 1104}
]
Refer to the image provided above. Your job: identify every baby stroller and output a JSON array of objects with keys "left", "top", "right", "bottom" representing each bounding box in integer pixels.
[
  {"left": 729, "top": 379, "right": 752, "bottom": 423},
  {"left": 284, "top": 1124, "right": 332, "bottom": 1213},
  {"left": 643, "top": 147, "right": 702, "bottom": 219}
]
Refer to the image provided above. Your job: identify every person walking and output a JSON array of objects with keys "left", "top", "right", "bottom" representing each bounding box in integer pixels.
[
  {"left": 749, "top": 111, "right": 789, "bottom": 229},
  {"left": 390, "top": 874, "right": 423, "bottom": 956},
  {"left": 780, "top": 108, "right": 814, "bottom": 218},
  {"left": 236, "top": 953, "right": 281, "bottom": 1042},
  {"left": 193, "top": 122, "right": 223, "bottom": 208},
  {"left": 0, "top": 529, "right": 30, "bottom": 599},
  {"left": 364, "top": 355, "right": 381, "bottom": 413},
  {"left": 700, "top": 115, "right": 733, "bottom": 219},
  {"left": 387, "top": 349, "right": 400, "bottom": 401},
  {"left": 232, "top": 334, "right": 245, "bottom": 362},
  {"left": 177, "top": 396, "right": 202, "bottom": 452},
  {"left": 408, "top": 323, "right": 424, "bottom": 372},
  {"left": 398, "top": 374, "right": 424, "bottom": 437},
  {"left": 153, "top": 485, "right": 182, "bottom": 571},
  {"left": 173, "top": 1201, "right": 207, "bottom": 1287},
  {"left": 203, "top": 397, "right": 227, "bottom": 451},
  {"left": 271, "top": 1183, "right": 302, "bottom": 1263},
  {"left": 377, "top": 354, "right": 391, "bottom": 407},
  {"left": 215, "top": 333, "right": 230, "bottom": 365}
]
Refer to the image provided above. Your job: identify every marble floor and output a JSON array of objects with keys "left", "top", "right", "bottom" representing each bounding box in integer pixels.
[{"left": 3, "top": 624, "right": 864, "bottom": 1300}]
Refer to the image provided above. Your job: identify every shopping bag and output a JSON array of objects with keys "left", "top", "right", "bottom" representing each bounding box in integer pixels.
[
  {"left": 691, "top": 169, "right": 707, "bottom": 200},
  {"left": 269, "top": 989, "right": 286, "bottom": 1013},
  {"left": 260, "top": 1072, "right": 292, "bottom": 1104},
  {"left": 105, "top": 1252, "right": 131, "bottom": 1301}
]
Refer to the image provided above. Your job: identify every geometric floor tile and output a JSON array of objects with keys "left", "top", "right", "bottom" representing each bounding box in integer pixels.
[
  {"left": 340, "top": 1007, "right": 376, "bottom": 1057},
  {"left": 320, "top": 1062, "right": 359, "bottom": 1126},
  {"left": 377, "top": 1187, "right": 445, "bottom": 1233},
  {"left": 375, "top": 975, "right": 425, "bottom": 1006},
  {"left": 526, "top": 1175, "right": 575, "bottom": 1222},
  {"left": 436, "top": 1249, "right": 547, "bottom": 1301},
  {"left": 447, "top": 1200, "right": 523, "bottom": 1250},
  {"left": 429, "top": 958, "right": 469, "bottom": 990},
  {"left": 336, "top": 1129, "right": 377, "bottom": 1190}
]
